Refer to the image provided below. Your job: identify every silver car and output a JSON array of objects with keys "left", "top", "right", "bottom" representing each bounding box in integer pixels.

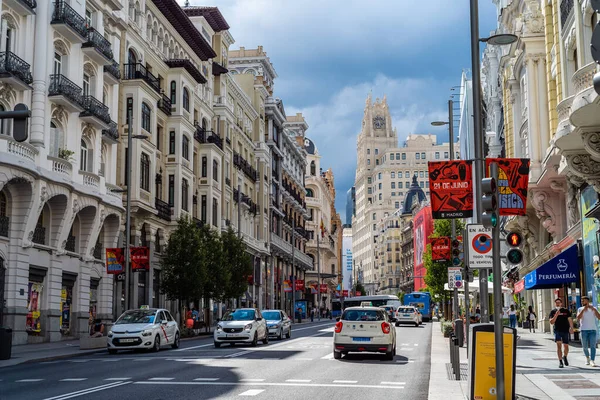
[
  {"left": 214, "top": 308, "right": 268, "bottom": 348},
  {"left": 262, "top": 309, "right": 292, "bottom": 339}
]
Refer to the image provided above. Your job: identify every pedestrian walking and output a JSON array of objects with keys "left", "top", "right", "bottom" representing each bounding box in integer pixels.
[
  {"left": 577, "top": 296, "right": 600, "bottom": 366},
  {"left": 528, "top": 305, "right": 537, "bottom": 333},
  {"left": 310, "top": 307, "right": 314, "bottom": 322},
  {"left": 509, "top": 305, "right": 517, "bottom": 329},
  {"left": 549, "top": 298, "right": 574, "bottom": 368}
]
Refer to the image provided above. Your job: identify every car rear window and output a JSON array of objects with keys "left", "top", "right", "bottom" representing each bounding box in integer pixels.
[
  {"left": 342, "top": 309, "right": 385, "bottom": 321},
  {"left": 398, "top": 307, "right": 414, "bottom": 313}
]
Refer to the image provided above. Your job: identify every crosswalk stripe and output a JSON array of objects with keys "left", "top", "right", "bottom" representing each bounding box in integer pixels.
[{"left": 320, "top": 353, "right": 334, "bottom": 359}]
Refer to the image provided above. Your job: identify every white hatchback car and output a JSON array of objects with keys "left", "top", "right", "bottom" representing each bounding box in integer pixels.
[
  {"left": 214, "top": 308, "right": 268, "bottom": 347},
  {"left": 107, "top": 308, "right": 180, "bottom": 354},
  {"left": 333, "top": 306, "right": 396, "bottom": 360},
  {"left": 395, "top": 306, "right": 420, "bottom": 327}
]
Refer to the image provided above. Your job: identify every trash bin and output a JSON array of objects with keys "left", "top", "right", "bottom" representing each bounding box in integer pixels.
[
  {"left": 454, "top": 319, "right": 464, "bottom": 347},
  {"left": 0, "top": 327, "right": 13, "bottom": 360}
]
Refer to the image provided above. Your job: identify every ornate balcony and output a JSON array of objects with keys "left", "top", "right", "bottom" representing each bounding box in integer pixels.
[
  {"left": 102, "top": 121, "right": 119, "bottom": 144},
  {"left": 32, "top": 226, "right": 45, "bottom": 245},
  {"left": 48, "top": 74, "right": 84, "bottom": 112},
  {"left": 51, "top": 1, "right": 88, "bottom": 43},
  {"left": 4, "top": 0, "right": 36, "bottom": 16},
  {"left": 0, "top": 215, "right": 8, "bottom": 237},
  {"left": 103, "top": 60, "right": 121, "bottom": 85},
  {"left": 0, "top": 51, "right": 33, "bottom": 90},
  {"left": 82, "top": 27, "right": 113, "bottom": 64},
  {"left": 65, "top": 234, "right": 76, "bottom": 252},
  {"left": 233, "top": 188, "right": 258, "bottom": 215},
  {"left": 157, "top": 94, "right": 172, "bottom": 115},
  {"left": 48, "top": 155, "right": 72, "bottom": 177},
  {"left": 194, "top": 126, "right": 223, "bottom": 150},
  {"left": 155, "top": 198, "right": 171, "bottom": 221},
  {"left": 123, "top": 63, "right": 160, "bottom": 94},
  {"left": 233, "top": 152, "right": 258, "bottom": 182},
  {"left": 80, "top": 95, "right": 110, "bottom": 129},
  {"left": 165, "top": 59, "right": 206, "bottom": 84}
]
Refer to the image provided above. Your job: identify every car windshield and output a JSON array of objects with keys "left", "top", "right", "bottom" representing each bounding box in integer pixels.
[
  {"left": 115, "top": 310, "right": 156, "bottom": 324},
  {"left": 342, "top": 309, "right": 384, "bottom": 321},
  {"left": 262, "top": 311, "right": 281, "bottom": 320},
  {"left": 222, "top": 309, "right": 255, "bottom": 321},
  {"left": 398, "top": 307, "right": 415, "bottom": 314}
]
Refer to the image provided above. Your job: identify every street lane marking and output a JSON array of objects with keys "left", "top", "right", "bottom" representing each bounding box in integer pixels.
[
  {"left": 414, "top": 343, "right": 419, "bottom": 346},
  {"left": 293, "top": 358, "right": 314, "bottom": 361},
  {"left": 291, "top": 322, "right": 334, "bottom": 332},
  {"left": 149, "top": 377, "right": 174, "bottom": 381},
  {"left": 16, "top": 379, "right": 44, "bottom": 382},
  {"left": 42, "top": 381, "right": 131, "bottom": 400},
  {"left": 240, "top": 379, "right": 265, "bottom": 382},
  {"left": 41, "top": 361, "right": 61, "bottom": 364},
  {"left": 193, "top": 378, "right": 220, "bottom": 381},
  {"left": 174, "top": 343, "right": 214, "bottom": 352},
  {"left": 333, "top": 380, "right": 358, "bottom": 384},
  {"left": 133, "top": 358, "right": 152, "bottom": 361},
  {"left": 239, "top": 389, "right": 265, "bottom": 396},
  {"left": 320, "top": 353, "right": 334, "bottom": 360},
  {"left": 69, "top": 360, "right": 89, "bottom": 363},
  {"left": 105, "top": 378, "right": 131, "bottom": 381},
  {"left": 224, "top": 350, "right": 253, "bottom": 358},
  {"left": 60, "top": 378, "right": 88, "bottom": 382},
  {"left": 135, "top": 381, "right": 405, "bottom": 390},
  {"left": 381, "top": 382, "right": 406, "bottom": 385},
  {"left": 286, "top": 379, "right": 311, "bottom": 383}
]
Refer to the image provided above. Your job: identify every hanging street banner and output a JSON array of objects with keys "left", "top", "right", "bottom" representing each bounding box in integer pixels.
[
  {"left": 130, "top": 246, "right": 150, "bottom": 271},
  {"left": 428, "top": 160, "right": 474, "bottom": 219},
  {"left": 320, "top": 284, "right": 328, "bottom": 293},
  {"left": 413, "top": 206, "right": 434, "bottom": 291},
  {"left": 342, "top": 290, "right": 349, "bottom": 297},
  {"left": 295, "top": 280, "right": 305, "bottom": 291},
  {"left": 106, "top": 248, "right": 125, "bottom": 275},
  {"left": 486, "top": 158, "right": 530, "bottom": 216},
  {"left": 431, "top": 237, "right": 451, "bottom": 263},
  {"left": 283, "top": 280, "right": 292, "bottom": 292}
]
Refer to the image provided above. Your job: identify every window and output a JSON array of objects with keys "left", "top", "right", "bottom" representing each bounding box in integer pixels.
[
  {"left": 367, "top": 159, "right": 371, "bottom": 165},
  {"left": 421, "top": 152, "right": 426, "bottom": 159},
  {"left": 367, "top": 149, "right": 370, "bottom": 155},
  {"left": 392, "top": 192, "right": 396, "bottom": 196},
  {"left": 201, "top": 195, "right": 207, "bottom": 223},
  {"left": 53, "top": 52, "right": 62, "bottom": 75},
  {"left": 126, "top": 97, "right": 133, "bottom": 125},
  {"left": 419, "top": 171, "right": 424, "bottom": 178},
  {"left": 212, "top": 198, "right": 218, "bottom": 226},
  {"left": 182, "top": 136, "right": 189, "bottom": 160},
  {"left": 140, "top": 153, "right": 150, "bottom": 191},
  {"left": 390, "top": 153, "right": 395, "bottom": 160},
  {"left": 83, "top": 73, "right": 90, "bottom": 97},
  {"left": 376, "top": 159, "right": 379, "bottom": 165},
  {"left": 416, "top": 153, "right": 420, "bottom": 160},
  {"left": 391, "top": 172, "right": 395, "bottom": 178},
  {"left": 168, "top": 131, "right": 175, "bottom": 154},
  {"left": 5, "top": 27, "right": 12, "bottom": 52},
  {"left": 368, "top": 187, "right": 372, "bottom": 194},
  {"left": 155, "top": 173, "right": 162, "bottom": 200},
  {"left": 168, "top": 175, "right": 175, "bottom": 206},
  {"left": 420, "top": 181, "right": 424, "bottom": 188},
  {"left": 395, "top": 201, "right": 400, "bottom": 209},
  {"left": 156, "top": 126, "right": 162, "bottom": 151},
  {"left": 372, "top": 213, "right": 376, "bottom": 220},
  {"left": 183, "top": 87, "right": 190, "bottom": 111},
  {"left": 306, "top": 188, "right": 314, "bottom": 197},
  {"left": 401, "top": 153, "right": 406, "bottom": 160},
  {"left": 375, "top": 149, "right": 379, "bottom": 155},
  {"left": 0, "top": 105, "right": 8, "bottom": 135},
  {"left": 182, "top": 179, "right": 189, "bottom": 211},
  {"left": 444, "top": 151, "right": 449, "bottom": 158},
  {"left": 80, "top": 140, "right": 88, "bottom": 171},
  {"left": 435, "top": 152, "right": 440, "bottom": 159},
  {"left": 141, "top": 103, "right": 151, "bottom": 132},
  {"left": 367, "top": 177, "right": 372, "bottom": 184},
  {"left": 378, "top": 193, "right": 382, "bottom": 201},
  {"left": 170, "top": 81, "right": 176, "bottom": 104},
  {"left": 406, "top": 181, "right": 410, "bottom": 187},
  {"left": 202, "top": 156, "right": 207, "bottom": 177},
  {"left": 378, "top": 183, "right": 382, "bottom": 190},
  {"left": 378, "top": 173, "right": 382, "bottom": 180},
  {"left": 426, "top": 181, "right": 430, "bottom": 188},
  {"left": 373, "top": 224, "right": 377, "bottom": 231},
  {"left": 212, "top": 160, "right": 219, "bottom": 182},
  {"left": 391, "top": 182, "right": 395, "bottom": 189},
  {"left": 85, "top": 10, "right": 93, "bottom": 27}
]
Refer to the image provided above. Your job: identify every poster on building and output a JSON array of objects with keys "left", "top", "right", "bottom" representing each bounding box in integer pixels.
[
  {"left": 26, "top": 282, "right": 42, "bottom": 333},
  {"left": 431, "top": 237, "right": 451, "bottom": 263},
  {"left": 60, "top": 287, "right": 72, "bottom": 334},
  {"left": 581, "top": 185, "right": 600, "bottom": 320},
  {"left": 320, "top": 284, "right": 328, "bottom": 293},
  {"left": 130, "top": 246, "right": 149, "bottom": 271},
  {"left": 106, "top": 248, "right": 124, "bottom": 274},
  {"left": 428, "top": 160, "right": 474, "bottom": 219},
  {"left": 413, "top": 205, "right": 434, "bottom": 291},
  {"left": 295, "top": 280, "right": 305, "bottom": 291},
  {"left": 283, "top": 280, "right": 292, "bottom": 293},
  {"left": 486, "top": 158, "right": 530, "bottom": 216}
]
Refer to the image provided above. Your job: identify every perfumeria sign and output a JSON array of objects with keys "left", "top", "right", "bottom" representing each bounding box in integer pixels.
[{"left": 524, "top": 245, "right": 581, "bottom": 290}]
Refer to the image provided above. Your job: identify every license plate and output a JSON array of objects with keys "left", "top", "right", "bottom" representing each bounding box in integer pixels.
[
  {"left": 352, "top": 337, "right": 371, "bottom": 342},
  {"left": 403, "top": 314, "right": 410, "bottom": 317},
  {"left": 227, "top": 334, "right": 241, "bottom": 337},
  {"left": 120, "top": 338, "right": 136, "bottom": 343}
]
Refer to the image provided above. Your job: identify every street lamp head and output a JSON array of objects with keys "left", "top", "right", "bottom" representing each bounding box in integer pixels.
[
  {"left": 482, "top": 33, "right": 518, "bottom": 46},
  {"left": 431, "top": 121, "right": 449, "bottom": 126}
]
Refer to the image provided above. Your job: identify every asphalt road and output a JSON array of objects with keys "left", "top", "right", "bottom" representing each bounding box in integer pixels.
[{"left": 0, "top": 320, "right": 432, "bottom": 400}]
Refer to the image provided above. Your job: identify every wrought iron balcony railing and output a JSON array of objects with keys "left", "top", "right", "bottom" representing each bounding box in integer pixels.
[
  {"left": 155, "top": 198, "right": 171, "bottom": 221},
  {"left": 193, "top": 126, "right": 223, "bottom": 150},
  {"left": 234, "top": 188, "right": 258, "bottom": 215},
  {"left": 103, "top": 59, "right": 121, "bottom": 80},
  {"left": 0, "top": 51, "right": 33, "bottom": 84},
  {"left": 233, "top": 152, "right": 258, "bottom": 182},
  {"left": 65, "top": 234, "right": 76, "bottom": 252},
  {"left": 81, "top": 95, "right": 111, "bottom": 124},
  {"left": 32, "top": 225, "right": 46, "bottom": 245},
  {"left": 102, "top": 121, "right": 118, "bottom": 140},
  {"left": 51, "top": 0, "right": 88, "bottom": 39},
  {"left": 123, "top": 63, "right": 160, "bottom": 93},
  {"left": 82, "top": 27, "right": 113, "bottom": 60},
  {"left": 157, "top": 94, "right": 171, "bottom": 115},
  {"left": 20, "top": 0, "right": 37, "bottom": 11},
  {"left": 0, "top": 215, "right": 8, "bottom": 237},
  {"left": 48, "top": 74, "right": 84, "bottom": 106}
]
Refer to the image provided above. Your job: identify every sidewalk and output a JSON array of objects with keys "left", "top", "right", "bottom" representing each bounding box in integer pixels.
[{"left": 429, "top": 321, "right": 600, "bottom": 399}]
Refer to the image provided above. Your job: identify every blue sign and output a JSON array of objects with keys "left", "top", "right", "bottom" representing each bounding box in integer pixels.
[{"left": 524, "top": 245, "right": 580, "bottom": 290}]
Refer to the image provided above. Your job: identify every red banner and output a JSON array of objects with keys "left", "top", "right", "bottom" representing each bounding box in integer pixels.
[
  {"left": 514, "top": 279, "right": 525, "bottom": 294},
  {"left": 431, "top": 237, "right": 451, "bottom": 263},
  {"left": 130, "top": 247, "right": 149, "bottom": 271},
  {"left": 413, "top": 206, "right": 433, "bottom": 291},
  {"left": 106, "top": 248, "right": 124, "bottom": 274},
  {"left": 320, "top": 284, "right": 328, "bottom": 293},
  {"left": 428, "top": 160, "right": 474, "bottom": 219},
  {"left": 355, "top": 291, "right": 362, "bottom": 297},
  {"left": 295, "top": 280, "right": 305, "bottom": 291},
  {"left": 486, "top": 158, "right": 530, "bottom": 216},
  {"left": 342, "top": 290, "right": 348, "bottom": 297}
]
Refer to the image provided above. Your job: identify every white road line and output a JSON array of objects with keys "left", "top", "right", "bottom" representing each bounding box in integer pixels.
[
  {"left": 381, "top": 382, "right": 406, "bottom": 385},
  {"left": 149, "top": 377, "right": 175, "bottom": 381},
  {"left": 224, "top": 350, "right": 253, "bottom": 358},
  {"left": 193, "top": 378, "right": 220, "bottom": 381},
  {"left": 40, "top": 361, "right": 61, "bottom": 365},
  {"left": 60, "top": 378, "right": 88, "bottom": 382},
  {"left": 293, "top": 358, "right": 314, "bottom": 361},
  {"left": 414, "top": 343, "right": 419, "bottom": 346},
  {"left": 133, "top": 358, "right": 152, "bottom": 361},
  {"left": 320, "top": 353, "right": 334, "bottom": 360},
  {"left": 286, "top": 379, "right": 311, "bottom": 383},
  {"left": 69, "top": 360, "right": 89, "bottom": 363},
  {"left": 400, "top": 348, "right": 413, "bottom": 351},
  {"left": 42, "top": 382, "right": 131, "bottom": 400},
  {"left": 239, "top": 389, "right": 265, "bottom": 396},
  {"left": 240, "top": 378, "right": 265, "bottom": 382},
  {"left": 135, "top": 381, "right": 405, "bottom": 390},
  {"left": 105, "top": 378, "right": 132, "bottom": 381},
  {"left": 16, "top": 379, "right": 44, "bottom": 382},
  {"left": 333, "top": 380, "right": 358, "bottom": 384},
  {"left": 174, "top": 343, "right": 214, "bottom": 352}
]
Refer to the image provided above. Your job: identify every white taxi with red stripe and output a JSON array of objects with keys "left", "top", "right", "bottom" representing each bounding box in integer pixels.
[
  {"left": 107, "top": 307, "right": 180, "bottom": 354},
  {"left": 333, "top": 306, "right": 396, "bottom": 360}
]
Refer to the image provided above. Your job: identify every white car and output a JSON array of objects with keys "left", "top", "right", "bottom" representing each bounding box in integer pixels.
[
  {"left": 262, "top": 309, "right": 292, "bottom": 339},
  {"left": 333, "top": 306, "right": 396, "bottom": 360},
  {"left": 395, "top": 306, "right": 420, "bottom": 327},
  {"left": 214, "top": 308, "right": 268, "bottom": 347},
  {"left": 107, "top": 308, "right": 180, "bottom": 354}
]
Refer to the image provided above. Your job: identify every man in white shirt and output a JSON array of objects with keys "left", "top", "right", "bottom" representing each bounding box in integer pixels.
[{"left": 577, "top": 296, "right": 600, "bottom": 366}]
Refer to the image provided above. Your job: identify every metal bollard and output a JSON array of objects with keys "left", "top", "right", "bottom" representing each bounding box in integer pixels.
[
  {"left": 453, "top": 335, "right": 461, "bottom": 380},
  {"left": 449, "top": 334, "right": 456, "bottom": 365}
]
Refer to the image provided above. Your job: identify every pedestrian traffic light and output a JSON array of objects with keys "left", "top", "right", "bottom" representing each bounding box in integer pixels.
[
  {"left": 481, "top": 176, "right": 498, "bottom": 228},
  {"left": 452, "top": 238, "right": 463, "bottom": 266},
  {"left": 505, "top": 231, "right": 524, "bottom": 266}
]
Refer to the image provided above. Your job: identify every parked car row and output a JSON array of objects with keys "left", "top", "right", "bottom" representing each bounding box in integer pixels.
[{"left": 214, "top": 308, "right": 292, "bottom": 348}]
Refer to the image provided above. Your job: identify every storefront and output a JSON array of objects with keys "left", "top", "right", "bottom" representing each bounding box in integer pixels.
[{"left": 581, "top": 185, "right": 600, "bottom": 329}]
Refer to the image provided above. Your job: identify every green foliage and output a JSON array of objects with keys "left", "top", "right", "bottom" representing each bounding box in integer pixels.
[
  {"left": 442, "top": 320, "right": 454, "bottom": 337},
  {"left": 199, "top": 224, "right": 228, "bottom": 303},
  {"left": 397, "top": 291, "right": 406, "bottom": 302},
  {"left": 222, "top": 227, "right": 252, "bottom": 300},
  {"left": 353, "top": 282, "right": 366, "bottom": 296}
]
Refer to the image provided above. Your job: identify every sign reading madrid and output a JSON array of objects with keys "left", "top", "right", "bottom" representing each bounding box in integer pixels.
[{"left": 467, "top": 224, "right": 493, "bottom": 269}]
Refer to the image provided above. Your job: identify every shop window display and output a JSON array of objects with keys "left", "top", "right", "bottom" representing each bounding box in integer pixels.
[{"left": 26, "top": 282, "right": 42, "bottom": 334}]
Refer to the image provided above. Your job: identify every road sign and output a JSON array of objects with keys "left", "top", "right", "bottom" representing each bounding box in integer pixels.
[
  {"left": 448, "top": 267, "right": 463, "bottom": 289},
  {"left": 467, "top": 224, "right": 493, "bottom": 269}
]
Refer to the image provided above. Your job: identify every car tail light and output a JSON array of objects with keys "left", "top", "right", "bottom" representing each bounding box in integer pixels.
[
  {"left": 381, "top": 321, "right": 391, "bottom": 334},
  {"left": 334, "top": 321, "right": 343, "bottom": 333}
]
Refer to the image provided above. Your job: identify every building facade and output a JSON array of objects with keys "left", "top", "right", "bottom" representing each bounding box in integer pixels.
[{"left": 342, "top": 227, "right": 353, "bottom": 291}]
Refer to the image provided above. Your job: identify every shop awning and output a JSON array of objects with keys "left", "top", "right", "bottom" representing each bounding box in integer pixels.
[{"left": 524, "top": 245, "right": 580, "bottom": 290}]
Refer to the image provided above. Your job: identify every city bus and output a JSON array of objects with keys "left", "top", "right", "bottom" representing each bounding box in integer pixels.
[
  {"left": 403, "top": 292, "right": 432, "bottom": 321},
  {"left": 331, "top": 295, "right": 401, "bottom": 318}
]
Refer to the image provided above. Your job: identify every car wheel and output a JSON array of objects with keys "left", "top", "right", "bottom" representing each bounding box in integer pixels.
[
  {"left": 153, "top": 335, "right": 161, "bottom": 352},
  {"left": 263, "top": 332, "right": 269, "bottom": 345},
  {"left": 108, "top": 349, "right": 117, "bottom": 355},
  {"left": 286, "top": 328, "right": 291, "bottom": 339},
  {"left": 333, "top": 350, "right": 342, "bottom": 359},
  {"left": 214, "top": 341, "right": 221, "bottom": 348},
  {"left": 171, "top": 332, "right": 180, "bottom": 349},
  {"left": 415, "top": 322, "right": 419, "bottom": 327},
  {"left": 251, "top": 332, "right": 258, "bottom": 347},
  {"left": 385, "top": 348, "right": 394, "bottom": 361},
  {"left": 395, "top": 322, "right": 400, "bottom": 327},
  {"left": 277, "top": 329, "right": 283, "bottom": 340}
]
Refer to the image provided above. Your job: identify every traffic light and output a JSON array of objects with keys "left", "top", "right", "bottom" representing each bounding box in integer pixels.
[
  {"left": 452, "top": 238, "right": 463, "bottom": 266},
  {"left": 481, "top": 175, "right": 498, "bottom": 228},
  {"left": 505, "top": 231, "right": 524, "bottom": 266}
]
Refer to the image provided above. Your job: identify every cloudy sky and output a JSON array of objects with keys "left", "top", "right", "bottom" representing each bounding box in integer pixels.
[{"left": 183, "top": 0, "right": 499, "bottom": 222}]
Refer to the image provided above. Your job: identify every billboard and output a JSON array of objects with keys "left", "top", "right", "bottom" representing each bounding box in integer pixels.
[
  {"left": 431, "top": 237, "right": 451, "bottom": 263},
  {"left": 486, "top": 158, "right": 530, "bottom": 216},
  {"left": 428, "top": 160, "right": 474, "bottom": 219},
  {"left": 413, "top": 206, "right": 433, "bottom": 291}
]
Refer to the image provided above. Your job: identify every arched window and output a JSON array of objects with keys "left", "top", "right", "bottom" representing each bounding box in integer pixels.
[
  {"left": 80, "top": 140, "right": 88, "bottom": 171},
  {"left": 49, "top": 121, "right": 65, "bottom": 158},
  {"left": 183, "top": 87, "right": 190, "bottom": 111},
  {"left": 306, "top": 188, "right": 314, "bottom": 197},
  {"left": 310, "top": 161, "right": 316, "bottom": 176},
  {"left": 141, "top": 102, "right": 151, "bottom": 132},
  {"left": 181, "top": 178, "right": 189, "bottom": 211},
  {"left": 170, "top": 81, "right": 176, "bottom": 105},
  {"left": 182, "top": 135, "right": 189, "bottom": 160},
  {"left": 128, "top": 48, "right": 137, "bottom": 64},
  {"left": 140, "top": 153, "right": 150, "bottom": 191}
]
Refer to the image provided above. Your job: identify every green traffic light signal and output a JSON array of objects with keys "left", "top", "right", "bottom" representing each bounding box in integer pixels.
[
  {"left": 482, "top": 212, "right": 498, "bottom": 228},
  {"left": 506, "top": 248, "right": 523, "bottom": 265}
]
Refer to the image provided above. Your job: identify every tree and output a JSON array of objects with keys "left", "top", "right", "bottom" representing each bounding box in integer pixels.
[
  {"left": 198, "top": 225, "right": 228, "bottom": 302},
  {"left": 221, "top": 227, "right": 252, "bottom": 300}
]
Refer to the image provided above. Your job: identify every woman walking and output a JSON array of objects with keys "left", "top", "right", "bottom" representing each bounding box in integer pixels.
[
  {"left": 528, "top": 305, "right": 537, "bottom": 333},
  {"left": 509, "top": 305, "right": 517, "bottom": 329}
]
